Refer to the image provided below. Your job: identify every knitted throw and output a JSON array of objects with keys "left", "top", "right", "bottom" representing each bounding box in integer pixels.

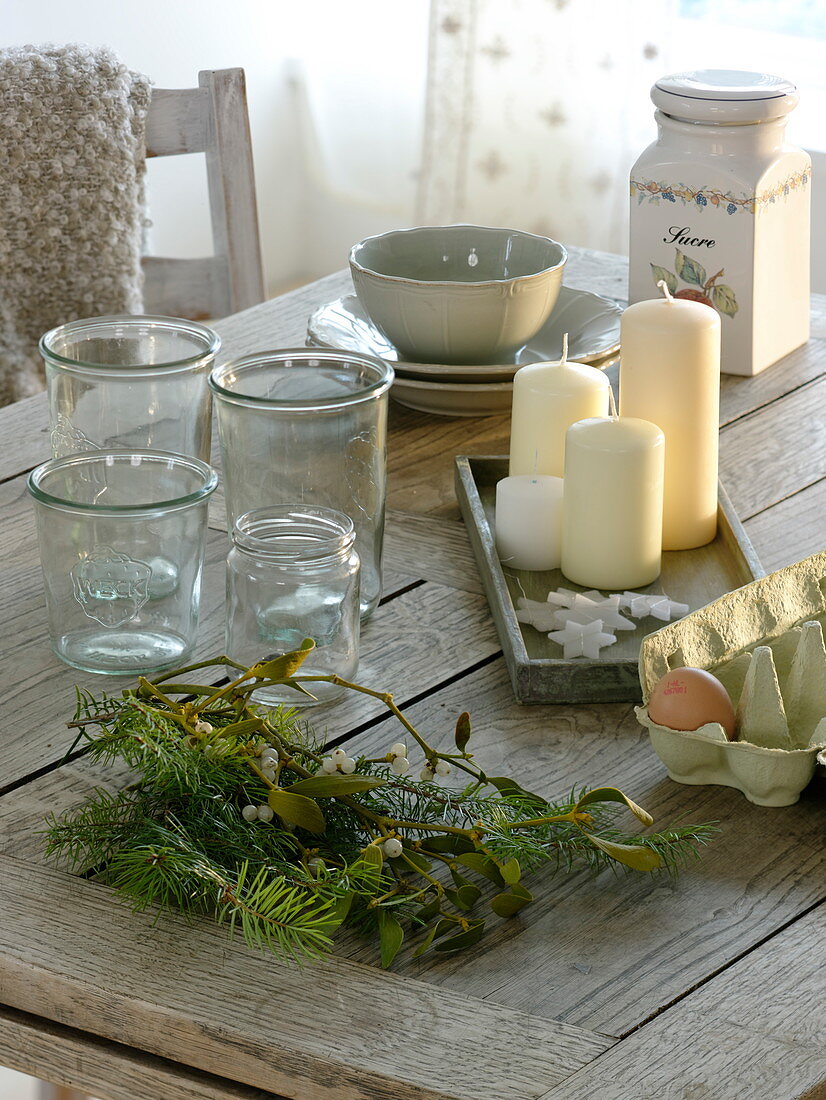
[{"left": 0, "top": 45, "right": 151, "bottom": 405}]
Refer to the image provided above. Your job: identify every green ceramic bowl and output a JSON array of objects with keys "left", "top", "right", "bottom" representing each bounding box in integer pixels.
[{"left": 349, "top": 225, "right": 567, "bottom": 365}]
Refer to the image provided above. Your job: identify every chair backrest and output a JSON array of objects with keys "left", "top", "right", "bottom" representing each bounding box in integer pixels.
[{"left": 143, "top": 68, "right": 265, "bottom": 320}]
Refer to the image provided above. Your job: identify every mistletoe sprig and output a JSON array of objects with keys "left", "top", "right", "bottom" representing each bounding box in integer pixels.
[{"left": 46, "top": 643, "right": 714, "bottom": 967}]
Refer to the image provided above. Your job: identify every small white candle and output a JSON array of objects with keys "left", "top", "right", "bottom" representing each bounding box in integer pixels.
[
  {"left": 508, "top": 335, "right": 610, "bottom": 478},
  {"left": 620, "top": 282, "right": 721, "bottom": 550},
  {"left": 495, "top": 474, "right": 564, "bottom": 571},
  {"left": 561, "top": 415, "right": 664, "bottom": 590}
]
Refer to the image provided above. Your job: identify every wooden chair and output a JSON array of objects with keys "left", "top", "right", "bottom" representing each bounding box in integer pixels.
[{"left": 143, "top": 68, "right": 265, "bottom": 319}]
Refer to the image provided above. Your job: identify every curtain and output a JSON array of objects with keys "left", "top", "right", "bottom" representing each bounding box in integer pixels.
[{"left": 417, "top": 0, "right": 677, "bottom": 253}]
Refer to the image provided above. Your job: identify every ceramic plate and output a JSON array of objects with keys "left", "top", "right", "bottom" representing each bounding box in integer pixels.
[{"left": 306, "top": 286, "right": 622, "bottom": 382}]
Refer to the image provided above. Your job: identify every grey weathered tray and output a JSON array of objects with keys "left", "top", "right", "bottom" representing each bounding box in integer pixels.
[{"left": 455, "top": 455, "right": 765, "bottom": 705}]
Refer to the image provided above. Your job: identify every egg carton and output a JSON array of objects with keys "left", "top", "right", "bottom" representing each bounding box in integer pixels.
[{"left": 636, "top": 550, "right": 826, "bottom": 806}]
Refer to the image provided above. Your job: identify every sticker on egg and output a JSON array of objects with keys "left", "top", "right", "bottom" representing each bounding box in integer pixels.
[{"left": 648, "top": 667, "right": 737, "bottom": 741}]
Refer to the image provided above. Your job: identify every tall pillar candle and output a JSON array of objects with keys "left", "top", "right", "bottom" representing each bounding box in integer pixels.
[
  {"left": 509, "top": 346, "right": 610, "bottom": 477},
  {"left": 561, "top": 416, "right": 665, "bottom": 590},
  {"left": 619, "top": 286, "right": 721, "bottom": 550}
]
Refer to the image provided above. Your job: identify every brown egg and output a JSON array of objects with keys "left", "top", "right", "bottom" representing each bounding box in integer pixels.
[{"left": 648, "top": 667, "right": 736, "bottom": 741}]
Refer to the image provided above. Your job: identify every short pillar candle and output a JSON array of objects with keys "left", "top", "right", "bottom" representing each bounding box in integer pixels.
[
  {"left": 561, "top": 416, "right": 665, "bottom": 590},
  {"left": 495, "top": 474, "right": 564, "bottom": 571},
  {"left": 508, "top": 339, "right": 610, "bottom": 478},
  {"left": 619, "top": 284, "right": 721, "bottom": 550}
]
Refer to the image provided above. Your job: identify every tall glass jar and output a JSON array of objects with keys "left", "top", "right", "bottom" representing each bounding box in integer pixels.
[
  {"left": 41, "top": 314, "right": 220, "bottom": 460},
  {"left": 209, "top": 349, "right": 393, "bottom": 619},
  {"left": 27, "top": 449, "right": 218, "bottom": 674},
  {"left": 629, "top": 70, "right": 810, "bottom": 377},
  {"left": 226, "top": 506, "right": 361, "bottom": 706}
]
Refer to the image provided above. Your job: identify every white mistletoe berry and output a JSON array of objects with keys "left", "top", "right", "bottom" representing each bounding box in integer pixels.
[
  {"left": 308, "top": 857, "right": 325, "bottom": 876},
  {"left": 383, "top": 837, "right": 403, "bottom": 858},
  {"left": 332, "top": 747, "right": 347, "bottom": 760},
  {"left": 257, "top": 804, "right": 274, "bottom": 823},
  {"left": 260, "top": 748, "right": 278, "bottom": 765},
  {"left": 391, "top": 756, "right": 410, "bottom": 776},
  {"left": 420, "top": 767, "right": 435, "bottom": 782},
  {"left": 339, "top": 756, "right": 357, "bottom": 774},
  {"left": 321, "top": 756, "right": 338, "bottom": 774},
  {"left": 241, "top": 804, "right": 258, "bottom": 822},
  {"left": 194, "top": 720, "right": 213, "bottom": 735},
  {"left": 389, "top": 742, "right": 407, "bottom": 759},
  {"left": 435, "top": 760, "right": 451, "bottom": 777},
  {"left": 261, "top": 765, "right": 277, "bottom": 782}
]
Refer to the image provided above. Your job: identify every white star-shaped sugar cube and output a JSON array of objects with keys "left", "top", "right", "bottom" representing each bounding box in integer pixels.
[
  {"left": 516, "top": 598, "right": 559, "bottom": 631},
  {"left": 617, "top": 591, "right": 689, "bottom": 621},
  {"left": 547, "top": 618, "right": 617, "bottom": 659},
  {"left": 551, "top": 605, "right": 635, "bottom": 632}
]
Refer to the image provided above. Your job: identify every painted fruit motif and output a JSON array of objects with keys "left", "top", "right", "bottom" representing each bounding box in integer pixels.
[{"left": 651, "top": 248, "right": 738, "bottom": 318}]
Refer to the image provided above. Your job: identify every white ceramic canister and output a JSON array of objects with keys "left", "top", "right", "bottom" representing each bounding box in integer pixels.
[{"left": 629, "top": 70, "right": 810, "bottom": 377}]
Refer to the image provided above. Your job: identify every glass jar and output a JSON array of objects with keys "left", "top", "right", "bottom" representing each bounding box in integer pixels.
[
  {"left": 209, "top": 349, "right": 393, "bottom": 619},
  {"left": 41, "top": 314, "right": 220, "bottom": 460},
  {"left": 27, "top": 450, "right": 218, "bottom": 674},
  {"left": 226, "top": 506, "right": 361, "bottom": 706},
  {"left": 629, "top": 70, "right": 810, "bottom": 377}
]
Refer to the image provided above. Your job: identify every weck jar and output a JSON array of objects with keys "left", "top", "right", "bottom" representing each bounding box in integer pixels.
[
  {"left": 629, "top": 69, "right": 810, "bottom": 377},
  {"left": 225, "top": 506, "right": 361, "bottom": 706}
]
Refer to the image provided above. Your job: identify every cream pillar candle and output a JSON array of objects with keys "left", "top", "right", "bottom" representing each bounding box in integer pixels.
[
  {"left": 619, "top": 283, "right": 721, "bottom": 550},
  {"left": 495, "top": 474, "right": 564, "bottom": 570},
  {"left": 509, "top": 336, "right": 610, "bottom": 477},
  {"left": 561, "top": 416, "right": 665, "bottom": 590}
]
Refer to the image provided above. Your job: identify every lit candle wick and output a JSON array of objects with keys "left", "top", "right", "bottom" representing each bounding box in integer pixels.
[
  {"left": 560, "top": 332, "right": 569, "bottom": 366},
  {"left": 657, "top": 278, "right": 674, "bottom": 303}
]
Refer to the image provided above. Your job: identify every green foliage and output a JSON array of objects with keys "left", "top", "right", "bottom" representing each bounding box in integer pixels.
[{"left": 46, "top": 650, "right": 716, "bottom": 969}]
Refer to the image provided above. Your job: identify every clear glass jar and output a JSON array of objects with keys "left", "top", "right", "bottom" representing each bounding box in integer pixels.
[
  {"left": 209, "top": 349, "right": 393, "bottom": 619},
  {"left": 27, "top": 450, "right": 218, "bottom": 674},
  {"left": 41, "top": 314, "right": 220, "bottom": 460},
  {"left": 226, "top": 506, "right": 361, "bottom": 706}
]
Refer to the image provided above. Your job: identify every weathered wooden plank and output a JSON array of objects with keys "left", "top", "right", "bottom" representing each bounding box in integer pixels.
[
  {"left": 719, "top": 377, "right": 826, "bottom": 520},
  {"left": 719, "top": 335, "right": 826, "bottom": 427},
  {"left": 745, "top": 478, "right": 826, "bottom": 573},
  {"left": 540, "top": 902, "right": 826, "bottom": 1100},
  {"left": 0, "top": 1004, "right": 281, "bottom": 1100},
  {"left": 329, "top": 659, "right": 826, "bottom": 1037},
  {"left": 383, "top": 509, "right": 483, "bottom": 595},
  {"left": 145, "top": 87, "right": 208, "bottom": 156},
  {"left": 0, "top": 855, "right": 611, "bottom": 1100}
]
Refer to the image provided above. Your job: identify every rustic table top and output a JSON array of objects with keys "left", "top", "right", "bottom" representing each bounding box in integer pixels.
[{"left": 0, "top": 246, "right": 824, "bottom": 1100}]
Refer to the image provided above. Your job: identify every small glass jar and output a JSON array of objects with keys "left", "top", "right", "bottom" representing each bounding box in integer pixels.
[
  {"left": 27, "top": 449, "right": 218, "bottom": 674},
  {"left": 41, "top": 314, "right": 220, "bottom": 460},
  {"left": 226, "top": 506, "right": 361, "bottom": 706},
  {"left": 209, "top": 349, "right": 393, "bottom": 620}
]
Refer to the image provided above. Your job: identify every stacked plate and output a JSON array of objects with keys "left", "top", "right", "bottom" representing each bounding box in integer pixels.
[{"left": 306, "top": 287, "right": 622, "bottom": 417}]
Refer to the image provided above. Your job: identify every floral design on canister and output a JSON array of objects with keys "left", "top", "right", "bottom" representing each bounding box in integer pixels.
[
  {"left": 651, "top": 248, "right": 738, "bottom": 319},
  {"left": 630, "top": 168, "right": 810, "bottom": 214}
]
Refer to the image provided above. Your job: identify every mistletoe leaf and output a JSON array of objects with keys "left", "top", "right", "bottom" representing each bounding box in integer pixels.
[
  {"left": 650, "top": 263, "right": 677, "bottom": 295},
  {"left": 250, "top": 640, "right": 315, "bottom": 682},
  {"left": 489, "top": 884, "right": 533, "bottom": 917},
  {"left": 454, "top": 711, "right": 472, "bottom": 752},
  {"left": 457, "top": 852, "right": 505, "bottom": 885},
  {"left": 575, "top": 787, "right": 653, "bottom": 826},
  {"left": 267, "top": 789, "right": 326, "bottom": 834},
  {"left": 486, "top": 775, "right": 546, "bottom": 805},
  {"left": 287, "top": 775, "right": 387, "bottom": 797},
  {"left": 420, "top": 833, "right": 475, "bottom": 855},
  {"left": 433, "top": 920, "right": 486, "bottom": 952},
  {"left": 446, "top": 884, "right": 482, "bottom": 911},
  {"left": 377, "top": 910, "right": 404, "bottom": 968},
  {"left": 360, "top": 844, "right": 384, "bottom": 870},
  {"left": 584, "top": 833, "right": 662, "bottom": 871},
  {"left": 675, "top": 249, "right": 707, "bottom": 287},
  {"left": 413, "top": 922, "right": 440, "bottom": 957},
  {"left": 501, "top": 858, "right": 521, "bottom": 885},
  {"left": 412, "top": 896, "right": 441, "bottom": 924},
  {"left": 711, "top": 283, "right": 739, "bottom": 317},
  {"left": 398, "top": 847, "right": 432, "bottom": 873},
  {"left": 217, "top": 718, "right": 265, "bottom": 738}
]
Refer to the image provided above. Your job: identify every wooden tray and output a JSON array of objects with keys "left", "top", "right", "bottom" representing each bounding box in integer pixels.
[{"left": 454, "top": 455, "right": 765, "bottom": 705}]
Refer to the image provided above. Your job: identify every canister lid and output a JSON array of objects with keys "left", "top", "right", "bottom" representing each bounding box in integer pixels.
[{"left": 652, "top": 70, "right": 798, "bottom": 124}]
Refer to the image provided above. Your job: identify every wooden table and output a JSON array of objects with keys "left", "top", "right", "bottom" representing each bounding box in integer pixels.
[{"left": 0, "top": 247, "right": 824, "bottom": 1100}]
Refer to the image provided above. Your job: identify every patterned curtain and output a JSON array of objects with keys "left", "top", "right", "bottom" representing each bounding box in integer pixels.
[{"left": 417, "top": 0, "right": 677, "bottom": 253}]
